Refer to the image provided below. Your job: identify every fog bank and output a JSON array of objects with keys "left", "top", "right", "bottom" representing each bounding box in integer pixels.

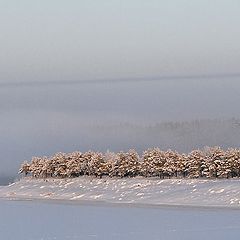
[{"left": 1, "top": 77, "right": 240, "bottom": 183}]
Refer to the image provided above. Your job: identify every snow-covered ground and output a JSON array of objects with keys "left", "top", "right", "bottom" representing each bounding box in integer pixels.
[
  {"left": 1, "top": 177, "right": 240, "bottom": 239},
  {"left": 1, "top": 177, "right": 240, "bottom": 208}
]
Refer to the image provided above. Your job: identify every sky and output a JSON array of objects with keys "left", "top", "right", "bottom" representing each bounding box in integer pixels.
[
  {"left": 1, "top": 1, "right": 240, "bottom": 181},
  {"left": 0, "top": 0, "right": 240, "bottom": 82}
]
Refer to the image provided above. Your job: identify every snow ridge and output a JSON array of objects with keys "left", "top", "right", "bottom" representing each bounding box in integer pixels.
[{"left": 1, "top": 177, "right": 240, "bottom": 208}]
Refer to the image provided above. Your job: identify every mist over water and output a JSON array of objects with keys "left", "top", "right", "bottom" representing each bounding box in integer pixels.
[{"left": 1, "top": 76, "right": 240, "bottom": 184}]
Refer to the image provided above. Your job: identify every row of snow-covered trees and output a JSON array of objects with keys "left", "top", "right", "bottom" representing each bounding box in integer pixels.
[{"left": 19, "top": 147, "right": 240, "bottom": 179}]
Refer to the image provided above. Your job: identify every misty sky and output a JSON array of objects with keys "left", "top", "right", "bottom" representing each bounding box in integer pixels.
[
  {"left": 1, "top": 0, "right": 240, "bottom": 82},
  {"left": 1, "top": 1, "right": 240, "bottom": 181}
]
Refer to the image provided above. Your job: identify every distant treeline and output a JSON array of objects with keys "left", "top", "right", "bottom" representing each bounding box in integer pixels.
[
  {"left": 19, "top": 147, "right": 240, "bottom": 179},
  {"left": 89, "top": 118, "right": 240, "bottom": 153}
]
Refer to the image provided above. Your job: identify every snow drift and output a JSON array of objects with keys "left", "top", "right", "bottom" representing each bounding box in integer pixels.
[{"left": 1, "top": 177, "right": 240, "bottom": 208}]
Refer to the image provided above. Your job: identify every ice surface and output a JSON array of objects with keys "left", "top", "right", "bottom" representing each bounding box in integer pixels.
[
  {"left": 1, "top": 177, "right": 240, "bottom": 208},
  {"left": 1, "top": 199, "right": 240, "bottom": 240}
]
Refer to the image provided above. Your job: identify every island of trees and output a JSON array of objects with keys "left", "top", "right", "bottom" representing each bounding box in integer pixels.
[{"left": 19, "top": 147, "right": 240, "bottom": 179}]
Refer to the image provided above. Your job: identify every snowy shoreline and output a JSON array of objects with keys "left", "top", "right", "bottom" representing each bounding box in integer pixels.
[{"left": 1, "top": 177, "right": 240, "bottom": 209}]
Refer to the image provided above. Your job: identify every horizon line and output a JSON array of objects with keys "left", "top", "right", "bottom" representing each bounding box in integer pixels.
[{"left": 1, "top": 72, "right": 240, "bottom": 88}]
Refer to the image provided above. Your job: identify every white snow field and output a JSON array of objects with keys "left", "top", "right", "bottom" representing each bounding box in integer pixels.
[
  {"left": 1, "top": 177, "right": 240, "bottom": 207},
  {"left": 1, "top": 177, "right": 240, "bottom": 240}
]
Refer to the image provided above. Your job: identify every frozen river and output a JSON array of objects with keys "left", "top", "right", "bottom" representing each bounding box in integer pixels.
[{"left": 1, "top": 199, "right": 240, "bottom": 240}]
